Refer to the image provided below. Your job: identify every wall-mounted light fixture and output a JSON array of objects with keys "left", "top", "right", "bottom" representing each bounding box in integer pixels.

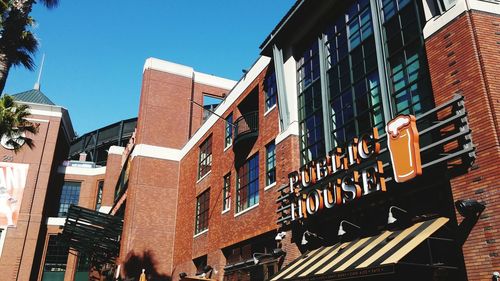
[
  {"left": 455, "top": 199, "right": 485, "bottom": 246},
  {"left": 387, "top": 206, "right": 408, "bottom": 224},
  {"left": 275, "top": 231, "right": 286, "bottom": 241},
  {"left": 338, "top": 220, "right": 360, "bottom": 236},
  {"left": 301, "top": 230, "right": 325, "bottom": 245},
  {"left": 253, "top": 248, "right": 286, "bottom": 265}
]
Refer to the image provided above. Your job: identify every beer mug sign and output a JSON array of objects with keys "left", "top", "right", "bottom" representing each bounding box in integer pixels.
[{"left": 386, "top": 115, "right": 422, "bottom": 183}]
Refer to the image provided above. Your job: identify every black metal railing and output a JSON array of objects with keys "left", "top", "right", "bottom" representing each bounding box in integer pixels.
[{"left": 234, "top": 111, "right": 259, "bottom": 144}]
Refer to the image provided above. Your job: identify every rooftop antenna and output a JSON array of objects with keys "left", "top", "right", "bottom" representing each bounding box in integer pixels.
[{"left": 33, "top": 53, "right": 45, "bottom": 90}]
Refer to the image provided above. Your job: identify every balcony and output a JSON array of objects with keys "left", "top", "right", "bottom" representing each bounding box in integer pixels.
[{"left": 233, "top": 111, "right": 259, "bottom": 149}]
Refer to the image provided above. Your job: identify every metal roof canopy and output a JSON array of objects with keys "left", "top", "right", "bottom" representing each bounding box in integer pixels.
[{"left": 61, "top": 205, "right": 123, "bottom": 264}]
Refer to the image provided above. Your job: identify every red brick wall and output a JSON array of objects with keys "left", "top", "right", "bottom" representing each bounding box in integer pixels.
[
  {"left": 102, "top": 152, "right": 123, "bottom": 207},
  {"left": 118, "top": 156, "right": 180, "bottom": 277},
  {"left": 425, "top": 10, "right": 500, "bottom": 281},
  {"left": 0, "top": 114, "right": 66, "bottom": 281},
  {"left": 136, "top": 69, "right": 229, "bottom": 149},
  {"left": 172, "top": 66, "right": 284, "bottom": 279}
]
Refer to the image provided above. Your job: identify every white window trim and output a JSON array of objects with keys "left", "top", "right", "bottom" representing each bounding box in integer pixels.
[
  {"left": 0, "top": 228, "right": 6, "bottom": 257},
  {"left": 264, "top": 182, "right": 277, "bottom": 191},
  {"left": 234, "top": 203, "right": 259, "bottom": 218},
  {"left": 224, "top": 142, "right": 232, "bottom": 152},
  {"left": 196, "top": 170, "right": 211, "bottom": 183},
  {"left": 222, "top": 207, "right": 231, "bottom": 214},
  {"left": 193, "top": 228, "right": 209, "bottom": 238},
  {"left": 264, "top": 104, "right": 277, "bottom": 117}
]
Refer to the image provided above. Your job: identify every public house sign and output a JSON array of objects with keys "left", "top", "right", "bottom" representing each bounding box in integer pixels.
[
  {"left": 277, "top": 95, "right": 475, "bottom": 227},
  {"left": 287, "top": 115, "right": 421, "bottom": 221}
]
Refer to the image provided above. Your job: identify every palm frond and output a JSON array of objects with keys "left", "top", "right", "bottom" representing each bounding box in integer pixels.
[{"left": 40, "top": 0, "right": 59, "bottom": 9}]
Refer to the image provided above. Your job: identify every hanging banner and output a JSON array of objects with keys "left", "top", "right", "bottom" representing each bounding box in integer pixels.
[{"left": 0, "top": 162, "right": 29, "bottom": 227}]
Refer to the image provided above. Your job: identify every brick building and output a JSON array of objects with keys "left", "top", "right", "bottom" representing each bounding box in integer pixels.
[
  {"left": 1, "top": 0, "right": 499, "bottom": 281},
  {"left": 101, "top": 0, "right": 497, "bottom": 280}
]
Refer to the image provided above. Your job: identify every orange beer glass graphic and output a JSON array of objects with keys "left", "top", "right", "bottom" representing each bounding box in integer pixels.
[{"left": 386, "top": 115, "right": 422, "bottom": 183}]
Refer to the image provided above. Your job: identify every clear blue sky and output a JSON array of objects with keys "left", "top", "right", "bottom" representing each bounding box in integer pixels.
[{"left": 4, "top": 1, "right": 295, "bottom": 136}]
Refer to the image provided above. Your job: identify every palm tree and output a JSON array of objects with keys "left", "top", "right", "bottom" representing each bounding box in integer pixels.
[
  {"left": 0, "top": 94, "right": 38, "bottom": 151},
  {"left": 0, "top": 0, "right": 59, "bottom": 93}
]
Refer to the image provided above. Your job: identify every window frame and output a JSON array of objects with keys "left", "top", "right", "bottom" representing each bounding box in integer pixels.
[
  {"left": 265, "top": 141, "right": 276, "bottom": 188},
  {"left": 198, "top": 136, "right": 213, "bottom": 180},
  {"left": 264, "top": 69, "right": 278, "bottom": 112},
  {"left": 58, "top": 181, "right": 81, "bottom": 217},
  {"left": 95, "top": 180, "right": 104, "bottom": 211},
  {"left": 222, "top": 173, "right": 231, "bottom": 213},
  {"left": 224, "top": 114, "right": 233, "bottom": 149},
  {"left": 195, "top": 188, "right": 210, "bottom": 235},
  {"left": 236, "top": 153, "right": 260, "bottom": 213}
]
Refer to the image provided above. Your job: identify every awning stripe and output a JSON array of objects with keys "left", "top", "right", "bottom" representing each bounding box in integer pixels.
[
  {"left": 295, "top": 242, "right": 350, "bottom": 277},
  {"left": 270, "top": 248, "right": 322, "bottom": 281},
  {"left": 284, "top": 245, "right": 337, "bottom": 278},
  {"left": 316, "top": 237, "right": 372, "bottom": 274},
  {"left": 333, "top": 232, "right": 391, "bottom": 272},
  {"left": 367, "top": 219, "right": 436, "bottom": 267},
  {"left": 355, "top": 222, "right": 423, "bottom": 268},
  {"left": 270, "top": 217, "right": 449, "bottom": 281},
  {"left": 381, "top": 217, "right": 449, "bottom": 265}
]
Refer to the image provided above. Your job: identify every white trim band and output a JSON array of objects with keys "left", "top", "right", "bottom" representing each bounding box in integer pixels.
[
  {"left": 58, "top": 166, "right": 106, "bottom": 176},
  {"left": 108, "top": 146, "right": 125, "bottom": 155},
  {"left": 47, "top": 217, "right": 66, "bottom": 226},
  {"left": 131, "top": 144, "right": 182, "bottom": 161}
]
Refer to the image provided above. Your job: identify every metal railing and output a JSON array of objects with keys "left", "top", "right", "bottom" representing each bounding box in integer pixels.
[{"left": 234, "top": 111, "right": 259, "bottom": 142}]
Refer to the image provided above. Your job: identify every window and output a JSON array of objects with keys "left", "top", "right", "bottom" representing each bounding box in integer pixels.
[
  {"left": 0, "top": 228, "right": 5, "bottom": 257},
  {"left": 297, "top": 41, "right": 325, "bottom": 163},
  {"left": 381, "top": 0, "right": 433, "bottom": 116},
  {"left": 264, "top": 70, "right": 277, "bottom": 111},
  {"left": 195, "top": 189, "right": 210, "bottom": 234},
  {"left": 223, "top": 173, "right": 231, "bottom": 212},
  {"left": 58, "top": 182, "right": 81, "bottom": 217},
  {"left": 95, "top": 181, "right": 104, "bottom": 211},
  {"left": 203, "top": 94, "right": 223, "bottom": 122},
  {"left": 295, "top": 0, "right": 433, "bottom": 165},
  {"left": 236, "top": 154, "right": 259, "bottom": 213},
  {"left": 225, "top": 114, "right": 233, "bottom": 148},
  {"left": 42, "top": 235, "right": 69, "bottom": 281},
  {"left": 74, "top": 253, "right": 91, "bottom": 281},
  {"left": 198, "top": 136, "right": 212, "bottom": 179},
  {"left": 326, "top": 0, "right": 384, "bottom": 147},
  {"left": 266, "top": 142, "right": 276, "bottom": 186}
]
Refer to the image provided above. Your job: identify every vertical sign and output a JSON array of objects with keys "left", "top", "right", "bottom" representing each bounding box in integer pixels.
[{"left": 0, "top": 162, "right": 29, "bottom": 227}]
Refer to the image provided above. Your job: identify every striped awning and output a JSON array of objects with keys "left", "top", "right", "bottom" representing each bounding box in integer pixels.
[{"left": 271, "top": 217, "right": 449, "bottom": 280}]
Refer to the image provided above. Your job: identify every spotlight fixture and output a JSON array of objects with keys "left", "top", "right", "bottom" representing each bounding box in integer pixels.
[
  {"left": 492, "top": 271, "right": 499, "bottom": 281},
  {"left": 455, "top": 199, "right": 485, "bottom": 218},
  {"left": 301, "top": 230, "right": 324, "bottom": 245},
  {"left": 387, "top": 206, "right": 408, "bottom": 224},
  {"left": 253, "top": 248, "right": 286, "bottom": 264},
  {"left": 179, "top": 272, "right": 188, "bottom": 279},
  {"left": 275, "top": 231, "right": 287, "bottom": 241},
  {"left": 338, "top": 220, "right": 360, "bottom": 236}
]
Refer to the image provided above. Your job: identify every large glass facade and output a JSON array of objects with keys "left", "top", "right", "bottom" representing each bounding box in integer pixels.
[
  {"left": 298, "top": 42, "right": 324, "bottom": 163},
  {"left": 236, "top": 154, "right": 259, "bottom": 213},
  {"left": 381, "top": 0, "right": 432, "bottom": 115},
  {"left": 326, "top": 0, "right": 384, "bottom": 147},
  {"left": 296, "top": 0, "right": 432, "bottom": 163}
]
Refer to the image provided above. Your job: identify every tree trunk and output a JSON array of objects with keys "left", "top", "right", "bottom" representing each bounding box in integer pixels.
[{"left": 0, "top": 53, "right": 11, "bottom": 94}]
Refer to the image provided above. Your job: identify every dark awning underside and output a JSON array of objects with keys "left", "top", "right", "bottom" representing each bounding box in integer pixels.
[
  {"left": 61, "top": 205, "right": 123, "bottom": 263},
  {"left": 271, "top": 217, "right": 452, "bottom": 280}
]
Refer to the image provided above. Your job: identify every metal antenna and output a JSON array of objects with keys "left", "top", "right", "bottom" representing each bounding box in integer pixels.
[{"left": 33, "top": 53, "right": 45, "bottom": 90}]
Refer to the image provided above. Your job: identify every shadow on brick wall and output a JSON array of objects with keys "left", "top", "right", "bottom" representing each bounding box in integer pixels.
[{"left": 122, "top": 250, "right": 171, "bottom": 281}]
